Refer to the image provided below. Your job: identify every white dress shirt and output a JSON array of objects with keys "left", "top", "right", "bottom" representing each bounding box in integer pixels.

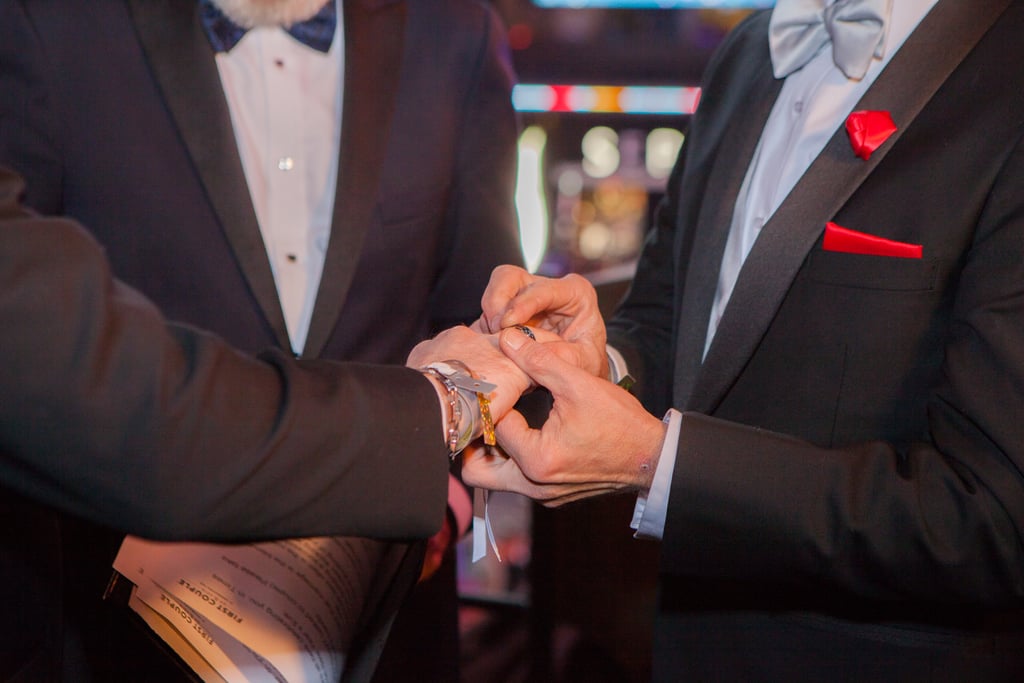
[
  {"left": 629, "top": 0, "right": 940, "bottom": 540},
  {"left": 215, "top": 7, "right": 473, "bottom": 533},
  {"left": 214, "top": 1, "right": 344, "bottom": 356}
]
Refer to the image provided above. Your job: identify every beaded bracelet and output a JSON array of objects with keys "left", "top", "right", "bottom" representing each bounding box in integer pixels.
[
  {"left": 439, "top": 359, "right": 496, "bottom": 447},
  {"left": 422, "top": 360, "right": 496, "bottom": 456},
  {"left": 421, "top": 366, "right": 465, "bottom": 456}
]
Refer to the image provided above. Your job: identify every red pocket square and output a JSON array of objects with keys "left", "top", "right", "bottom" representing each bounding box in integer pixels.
[
  {"left": 845, "top": 110, "right": 897, "bottom": 160},
  {"left": 822, "top": 222, "right": 923, "bottom": 259}
]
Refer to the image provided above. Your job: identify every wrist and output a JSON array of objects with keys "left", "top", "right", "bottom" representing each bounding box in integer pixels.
[
  {"left": 421, "top": 360, "right": 496, "bottom": 457},
  {"left": 422, "top": 367, "right": 477, "bottom": 456},
  {"left": 635, "top": 415, "right": 668, "bottom": 491}
]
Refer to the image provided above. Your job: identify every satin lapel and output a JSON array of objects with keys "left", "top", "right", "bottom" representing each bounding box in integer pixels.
[
  {"left": 686, "top": 0, "right": 1012, "bottom": 414},
  {"left": 303, "top": 0, "right": 406, "bottom": 358},
  {"left": 127, "top": 0, "right": 291, "bottom": 350},
  {"left": 673, "top": 12, "right": 780, "bottom": 408}
]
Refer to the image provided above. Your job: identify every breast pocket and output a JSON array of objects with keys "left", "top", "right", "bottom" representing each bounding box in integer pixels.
[{"left": 806, "top": 249, "right": 939, "bottom": 292}]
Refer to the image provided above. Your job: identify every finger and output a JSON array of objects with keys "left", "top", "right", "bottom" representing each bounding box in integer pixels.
[
  {"left": 512, "top": 476, "right": 624, "bottom": 505},
  {"left": 490, "top": 406, "right": 541, "bottom": 462},
  {"left": 537, "top": 485, "right": 624, "bottom": 508},
  {"left": 460, "top": 432, "right": 529, "bottom": 491},
  {"left": 544, "top": 339, "right": 590, "bottom": 369},
  {"left": 499, "top": 327, "right": 590, "bottom": 397},
  {"left": 509, "top": 324, "right": 604, "bottom": 377},
  {"left": 486, "top": 379, "right": 530, "bottom": 424},
  {"left": 498, "top": 280, "right": 575, "bottom": 332},
  {"left": 501, "top": 273, "right": 598, "bottom": 334},
  {"left": 480, "top": 265, "right": 533, "bottom": 332},
  {"left": 510, "top": 324, "right": 560, "bottom": 345},
  {"left": 468, "top": 317, "right": 488, "bottom": 334}
]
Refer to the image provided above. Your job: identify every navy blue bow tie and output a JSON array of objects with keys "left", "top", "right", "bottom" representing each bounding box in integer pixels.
[{"left": 199, "top": 0, "right": 337, "bottom": 53}]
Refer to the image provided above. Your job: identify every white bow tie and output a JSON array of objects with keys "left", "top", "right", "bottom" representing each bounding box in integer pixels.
[{"left": 769, "top": 0, "right": 893, "bottom": 80}]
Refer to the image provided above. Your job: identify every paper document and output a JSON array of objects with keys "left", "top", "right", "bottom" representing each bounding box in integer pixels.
[{"left": 114, "top": 535, "right": 390, "bottom": 682}]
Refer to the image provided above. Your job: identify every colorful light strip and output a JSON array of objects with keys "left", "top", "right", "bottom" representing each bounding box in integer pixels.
[
  {"left": 512, "top": 84, "right": 702, "bottom": 115},
  {"left": 531, "top": 0, "right": 771, "bottom": 7}
]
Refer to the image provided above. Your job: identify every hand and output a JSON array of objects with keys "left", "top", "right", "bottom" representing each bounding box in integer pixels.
[
  {"left": 474, "top": 265, "right": 609, "bottom": 379},
  {"left": 407, "top": 325, "right": 530, "bottom": 423},
  {"left": 460, "top": 328, "right": 667, "bottom": 507}
]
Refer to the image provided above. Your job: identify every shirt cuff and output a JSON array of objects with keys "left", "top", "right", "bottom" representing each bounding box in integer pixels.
[
  {"left": 606, "top": 344, "right": 629, "bottom": 383},
  {"left": 631, "top": 408, "right": 682, "bottom": 540}
]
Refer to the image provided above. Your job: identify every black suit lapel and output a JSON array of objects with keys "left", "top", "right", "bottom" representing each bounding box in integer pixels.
[
  {"left": 686, "top": 0, "right": 1012, "bottom": 414},
  {"left": 672, "top": 11, "right": 780, "bottom": 409},
  {"left": 303, "top": 0, "right": 407, "bottom": 358},
  {"left": 127, "top": 0, "right": 291, "bottom": 350}
]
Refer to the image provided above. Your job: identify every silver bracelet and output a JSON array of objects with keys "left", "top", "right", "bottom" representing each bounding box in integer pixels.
[
  {"left": 421, "top": 366, "right": 479, "bottom": 457},
  {"left": 422, "top": 367, "right": 463, "bottom": 456}
]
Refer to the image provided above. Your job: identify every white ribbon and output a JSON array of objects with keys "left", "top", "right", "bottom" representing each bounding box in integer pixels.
[{"left": 472, "top": 488, "right": 501, "bottom": 563}]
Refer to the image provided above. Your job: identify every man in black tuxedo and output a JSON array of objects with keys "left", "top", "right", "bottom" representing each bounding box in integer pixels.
[
  {"left": 468, "top": 0, "right": 1024, "bottom": 680},
  {"left": 0, "top": 0, "right": 521, "bottom": 679},
  {"left": 0, "top": 166, "right": 529, "bottom": 681}
]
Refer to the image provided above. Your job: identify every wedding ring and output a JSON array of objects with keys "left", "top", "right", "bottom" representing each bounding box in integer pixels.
[{"left": 513, "top": 324, "right": 536, "bottom": 340}]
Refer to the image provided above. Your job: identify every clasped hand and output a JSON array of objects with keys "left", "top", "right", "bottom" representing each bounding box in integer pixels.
[{"left": 408, "top": 266, "right": 667, "bottom": 507}]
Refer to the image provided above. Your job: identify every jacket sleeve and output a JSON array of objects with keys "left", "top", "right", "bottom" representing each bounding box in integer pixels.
[{"left": 0, "top": 168, "right": 450, "bottom": 543}]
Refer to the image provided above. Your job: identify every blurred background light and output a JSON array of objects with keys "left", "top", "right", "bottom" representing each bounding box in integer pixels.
[
  {"left": 531, "top": 0, "right": 772, "bottom": 8},
  {"left": 512, "top": 84, "right": 702, "bottom": 115},
  {"left": 581, "top": 126, "right": 620, "bottom": 178},
  {"left": 515, "top": 125, "right": 550, "bottom": 272},
  {"left": 645, "top": 127, "right": 686, "bottom": 179}
]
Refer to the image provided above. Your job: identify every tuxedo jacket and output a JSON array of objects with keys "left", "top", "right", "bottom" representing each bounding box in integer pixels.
[
  {"left": 0, "top": 0, "right": 521, "bottom": 680},
  {"left": 0, "top": 0, "right": 520, "bottom": 361},
  {"left": 0, "top": 167, "right": 448, "bottom": 679},
  {"left": 608, "top": 1, "right": 1024, "bottom": 680}
]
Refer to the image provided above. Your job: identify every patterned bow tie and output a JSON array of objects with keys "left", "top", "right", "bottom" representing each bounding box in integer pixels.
[
  {"left": 199, "top": 0, "right": 337, "bottom": 53},
  {"left": 769, "top": 0, "right": 892, "bottom": 81}
]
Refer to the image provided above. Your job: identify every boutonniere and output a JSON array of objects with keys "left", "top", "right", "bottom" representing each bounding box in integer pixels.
[{"left": 845, "top": 110, "right": 897, "bottom": 160}]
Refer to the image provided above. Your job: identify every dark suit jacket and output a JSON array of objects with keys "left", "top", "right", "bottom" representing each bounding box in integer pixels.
[
  {"left": 608, "top": 1, "right": 1024, "bottom": 680},
  {"left": 0, "top": 0, "right": 521, "bottom": 680},
  {"left": 0, "top": 0, "right": 520, "bottom": 360},
  {"left": 0, "top": 167, "right": 448, "bottom": 679}
]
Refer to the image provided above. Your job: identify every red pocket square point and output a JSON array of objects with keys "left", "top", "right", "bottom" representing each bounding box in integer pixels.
[{"left": 823, "top": 221, "right": 922, "bottom": 259}]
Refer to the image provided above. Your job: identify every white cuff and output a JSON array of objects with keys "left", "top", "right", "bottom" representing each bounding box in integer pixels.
[
  {"left": 606, "top": 344, "right": 629, "bottom": 383},
  {"left": 631, "top": 409, "right": 682, "bottom": 540}
]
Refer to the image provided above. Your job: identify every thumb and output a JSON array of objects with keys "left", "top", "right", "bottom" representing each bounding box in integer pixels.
[
  {"left": 499, "top": 327, "right": 585, "bottom": 396},
  {"left": 469, "top": 316, "right": 488, "bottom": 334},
  {"left": 492, "top": 407, "right": 535, "bottom": 461}
]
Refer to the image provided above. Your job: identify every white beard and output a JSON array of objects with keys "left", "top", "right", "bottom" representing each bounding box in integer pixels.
[{"left": 210, "top": 0, "right": 331, "bottom": 28}]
